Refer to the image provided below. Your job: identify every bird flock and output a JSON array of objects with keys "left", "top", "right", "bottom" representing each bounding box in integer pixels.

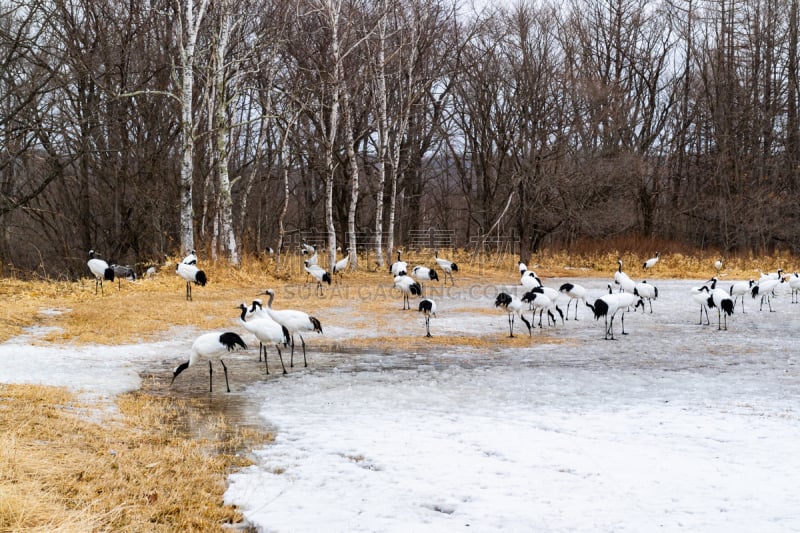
[{"left": 85, "top": 246, "right": 800, "bottom": 392}]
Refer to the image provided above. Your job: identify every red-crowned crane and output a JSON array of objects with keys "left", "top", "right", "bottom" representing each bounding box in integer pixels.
[
  {"left": 412, "top": 265, "right": 439, "bottom": 295},
  {"left": 729, "top": 279, "right": 755, "bottom": 313},
  {"left": 418, "top": 298, "right": 437, "bottom": 337},
  {"left": 434, "top": 250, "right": 458, "bottom": 286},
  {"left": 87, "top": 250, "right": 115, "bottom": 295},
  {"left": 520, "top": 270, "right": 542, "bottom": 291},
  {"left": 751, "top": 276, "right": 784, "bottom": 312},
  {"left": 585, "top": 286, "right": 644, "bottom": 340},
  {"left": 176, "top": 262, "right": 207, "bottom": 301},
  {"left": 690, "top": 285, "right": 712, "bottom": 326},
  {"left": 332, "top": 248, "right": 350, "bottom": 282},
  {"left": 521, "top": 290, "right": 559, "bottom": 328},
  {"left": 789, "top": 273, "right": 800, "bottom": 304},
  {"left": 633, "top": 280, "right": 658, "bottom": 313},
  {"left": 257, "top": 289, "right": 323, "bottom": 369},
  {"left": 110, "top": 263, "right": 136, "bottom": 291},
  {"left": 237, "top": 303, "right": 290, "bottom": 375},
  {"left": 643, "top": 252, "right": 660, "bottom": 270},
  {"left": 171, "top": 331, "right": 247, "bottom": 393},
  {"left": 706, "top": 278, "right": 734, "bottom": 329},
  {"left": 614, "top": 260, "right": 636, "bottom": 293},
  {"left": 390, "top": 250, "right": 407, "bottom": 277},
  {"left": 394, "top": 274, "right": 422, "bottom": 310},
  {"left": 709, "top": 291, "right": 734, "bottom": 330},
  {"left": 558, "top": 282, "right": 587, "bottom": 320},
  {"left": 495, "top": 292, "right": 531, "bottom": 338},
  {"left": 304, "top": 260, "right": 331, "bottom": 296},
  {"left": 182, "top": 249, "right": 198, "bottom": 265}
]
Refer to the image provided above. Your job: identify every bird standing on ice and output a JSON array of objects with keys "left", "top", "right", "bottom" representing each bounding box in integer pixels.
[
  {"left": 789, "top": 273, "right": 800, "bottom": 304},
  {"left": 614, "top": 260, "right": 636, "bottom": 293},
  {"left": 257, "top": 289, "right": 323, "bottom": 368},
  {"left": 633, "top": 280, "right": 658, "bottom": 313},
  {"left": 729, "top": 279, "right": 754, "bottom": 313},
  {"left": 643, "top": 252, "right": 660, "bottom": 270},
  {"left": 706, "top": 278, "right": 734, "bottom": 329},
  {"left": 521, "top": 290, "right": 560, "bottom": 328},
  {"left": 558, "top": 282, "right": 587, "bottom": 320},
  {"left": 394, "top": 274, "right": 422, "bottom": 310},
  {"left": 690, "top": 285, "right": 712, "bottom": 326},
  {"left": 759, "top": 268, "right": 783, "bottom": 282},
  {"left": 495, "top": 292, "right": 531, "bottom": 337},
  {"left": 751, "top": 276, "right": 784, "bottom": 312},
  {"left": 418, "top": 298, "right": 437, "bottom": 337},
  {"left": 176, "top": 262, "right": 207, "bottom": 301},
  {"left": 434, "top": 250, "right": 458, "bottom": 286},
  {"left": 171, "top": 331, "right": 247, "bottom": 393},
  {"left": 87, "top": 250, "right": 115, "bottom": 295},
  {"left": 237, "top": 303, "right": 289, "bottom": 375},
  {"left": 520, "top": 270, "right": 542, "bottom": 290},
  {"left": 585, "top": 287, "right": 644, "bottom": 340}
]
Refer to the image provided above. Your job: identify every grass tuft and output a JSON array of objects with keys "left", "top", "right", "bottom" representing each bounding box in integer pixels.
[{"left": 0, "top": 384, "right": 271, "bottom": 531}]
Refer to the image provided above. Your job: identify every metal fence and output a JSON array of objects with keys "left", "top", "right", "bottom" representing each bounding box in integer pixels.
[
  {"left": 274, "top": 228, "right": 459, "bottom": 274},
  {"left": 408, "top": 228, "right": 455, "bottom": 251},
  {"left": 467, "top": 233, "right": 520, "bottom": 268},
  {"left": 272, "top": 227, "right": 522, "bottom": 274}
]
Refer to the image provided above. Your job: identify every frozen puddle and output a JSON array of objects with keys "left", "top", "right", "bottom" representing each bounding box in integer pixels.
[{"left": 225, "top": 278, "right": 800, "bottom": 532}]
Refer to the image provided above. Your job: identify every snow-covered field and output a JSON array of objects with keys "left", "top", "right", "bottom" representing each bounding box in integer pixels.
[{"left": 3, "top": 277, "right": 800, "bottom": 532}]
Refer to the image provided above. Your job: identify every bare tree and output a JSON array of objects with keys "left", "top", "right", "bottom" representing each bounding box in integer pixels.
[
  {"left": 370, "top": 0, "right": 391, "bottom": 267},
  {"left": 210, "top": 3, "right": 238, "bottom": 263},
  {"left": 0, "top": 1, "right": 60, "bottom": 219},
  {"left": 385, "top": 0, "right": 457, "bottom": 258},
  {"left": 789, "top": 0, "right": 799, "bottom": 194},
  {"left": 175, "top": 0, "right": 211, "bottom": 255}
]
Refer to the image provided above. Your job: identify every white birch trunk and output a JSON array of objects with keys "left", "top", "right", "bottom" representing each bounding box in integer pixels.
[
  {"left": 275, "top": 111, "right": 299, "bottom": 271},
  {"left": 373, "top": 8, "right": 388, "bottom": 268},
  {"left": 214, "top": 10, "right": 238, "bottom": 265},
  {"left": 385, "top": 157, "right": 398, "bottom": 264},
  {"left": 177, "top": 0, "right": 210, "bottom": 255},
  {"left": 204, "top": 66, "right": 215, "bottom": 253},
  {"left": 276, "top": 141, "right": 291, "bottom": 271},
  {"left": 385, "top": 17, "right": 419, "bottom": 265},
  {"left": 324, "top": 0, "right": 341, "bottom": 270},
  {"left": 342, "top": 85, "right": 359, "bottom": 270}
]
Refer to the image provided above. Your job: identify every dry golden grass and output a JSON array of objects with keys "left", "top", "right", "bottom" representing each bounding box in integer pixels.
[
  {"left": 1, "top": 247, "right": 797, "bottom": 345},
  {"left": 0, "top": 384, "right": 270, "bottom": 532}
]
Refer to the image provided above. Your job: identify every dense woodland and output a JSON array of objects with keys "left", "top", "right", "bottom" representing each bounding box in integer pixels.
[{"left": 1, "top": 0, "right": 798, "bottom": 278}]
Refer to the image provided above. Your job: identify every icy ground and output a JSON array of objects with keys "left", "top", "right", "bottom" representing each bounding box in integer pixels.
[{"left": 3, "top": 278, "right": 800, "bottom": 532}]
